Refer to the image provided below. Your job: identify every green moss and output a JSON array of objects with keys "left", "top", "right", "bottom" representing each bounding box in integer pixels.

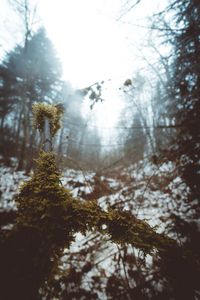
[
  {"left": 14, "top": 140, "right": 177, "bottom": 297},
  {"left": 32, "top": 103, "right": 64, "bottom": 136},
  {"left": 6, "top": 102, "right": 178, "bottom": 299},
  {"left": 16, "top": 150, "right": 176, "bottom": 258},
  {"left": 16, "top": 151, "right": 74, "bottom": 248},
  {"left": 100, "top": 208, "right": 176, "bottom": 255}
]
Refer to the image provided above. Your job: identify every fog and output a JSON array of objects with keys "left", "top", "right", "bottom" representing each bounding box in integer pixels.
[{"left": 0, "top": 1, "right": 199, "bottom": 298}]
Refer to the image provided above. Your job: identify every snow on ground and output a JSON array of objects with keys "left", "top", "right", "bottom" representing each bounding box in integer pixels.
[
  {"left": 0, "top": 158, "right": 192, "bottom": 297},
  {"left": 0, "top": 165, "right": 120, "bottom": 209},
  {"left": 0, "top": 165, "right": 28, "bottom": 210},
  {"left": 0, "top": 159, "right": 191, "bottom": 228}
]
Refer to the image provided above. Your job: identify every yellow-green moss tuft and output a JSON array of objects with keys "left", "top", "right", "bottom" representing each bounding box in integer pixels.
[{"left": 32, "top": 103, "right": 64, "bottom": 136}]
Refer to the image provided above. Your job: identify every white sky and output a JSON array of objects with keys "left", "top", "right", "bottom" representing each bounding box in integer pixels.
[
  {"left": 38, "top": 0, "right": 134, "bottom": 89},
  {"left": 37, "top": 0, "right": 134, "bottom": 130},
  {"left": 37, "top": 0, "right": 168, "bottom": 131},
  {"left": 0, "top": 0, "right": 168, "bottom": 132}
]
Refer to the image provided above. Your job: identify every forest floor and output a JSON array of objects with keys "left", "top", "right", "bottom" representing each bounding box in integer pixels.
[
  {"left": 0, "top": 157, "right": 193, "bottom": 297},
  {"left": 0, "top": 157, "right": 191, "bottom": 234}
]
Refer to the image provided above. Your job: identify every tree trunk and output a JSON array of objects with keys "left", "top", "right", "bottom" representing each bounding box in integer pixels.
[
  {"left": 0, "top": 115, "right": 5, "bottom": 131},
  {"left": 57, "top": 125, "right": 64, "bottom": 156},
  {"left": 43, "top": 117, "right": 52, "bottom": 152}
]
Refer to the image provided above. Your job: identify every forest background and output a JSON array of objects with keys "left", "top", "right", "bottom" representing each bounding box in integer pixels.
[{"left": 0, "top": 0, "right": 200, "bottom": 299}]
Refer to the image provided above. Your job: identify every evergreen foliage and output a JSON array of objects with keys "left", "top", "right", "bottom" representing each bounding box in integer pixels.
[
  {"left": 146, "top": 1, "right": 200, "bottom": 298},
  {"left": 170, "top": 0, "right": 200, "bottom": 207},
  {"left": 0, "top": 27, "right": 63, "bottom": 170}
]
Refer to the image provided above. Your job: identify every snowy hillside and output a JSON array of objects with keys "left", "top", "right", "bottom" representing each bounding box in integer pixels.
[
  {"left": 0, "top": 159, "right": 191, "bottom": 228},
  {"left": 0, "top": 158, "right": 196, "bottom": 298}
]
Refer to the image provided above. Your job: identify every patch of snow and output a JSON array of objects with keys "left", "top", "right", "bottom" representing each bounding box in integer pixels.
[
  {"left": 159, "top": 161, "right": 175, "bottom": 173},
  {"left": 0, "top": 165, "right": 28, "bottom": 210}
]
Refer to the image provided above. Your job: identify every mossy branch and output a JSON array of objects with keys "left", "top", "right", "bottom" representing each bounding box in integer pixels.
[
  {"left": 10, "top": 103, "right": 177, "bottom": 298},
  {"left": 16, "top": 151, "right": 176, "bottom": 256},
  {"left": 70, "top": 201, "right": 176, "bottom": 255}
]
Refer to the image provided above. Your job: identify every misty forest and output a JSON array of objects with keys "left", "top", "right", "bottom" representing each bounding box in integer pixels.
[{"left": 0, "top": 0, "right": 200, "bottom": 299}]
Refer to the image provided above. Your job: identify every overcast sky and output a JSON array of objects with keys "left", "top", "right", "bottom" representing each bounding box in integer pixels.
[
  {"left": 38, "top": 0, "right": 167, "bottom": 88},
  {"left": 0, "top": 0, "right": 168, "bottom": 130}
]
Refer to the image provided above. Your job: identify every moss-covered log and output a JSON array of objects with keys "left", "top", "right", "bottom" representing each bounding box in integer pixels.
[
  {"left": 0, "top": 104, "right": 178, "bottom": 299},
  {"left": 16, "top": 151, "right": 176, "bottom": 256}
]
